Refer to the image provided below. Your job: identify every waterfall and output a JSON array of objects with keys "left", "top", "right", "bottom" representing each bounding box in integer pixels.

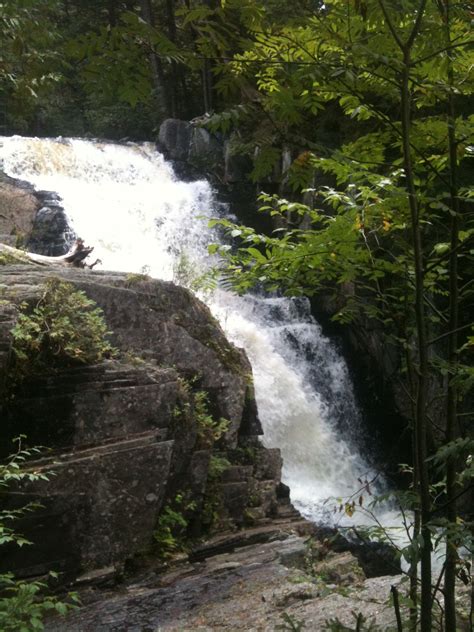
[{"left": 1, "top": 136, "right": 397, "bottom": 528}]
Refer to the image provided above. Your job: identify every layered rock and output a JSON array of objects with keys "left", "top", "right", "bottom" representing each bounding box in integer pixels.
[
  {"left": 44, "top": 523, "right": 408, "bottom": 632},
  {"left": 0, "top": 265, "right": 287, "bottom": 580}
]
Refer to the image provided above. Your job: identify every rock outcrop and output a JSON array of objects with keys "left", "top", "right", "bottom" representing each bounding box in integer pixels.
[
  {"left": 43, "top": 521, "right": 409, "bottom": 632},
  {"left": 157, "top": 119, "right": 224, "bottom": 179},
  {"left": 157, "top": 118, "right": 252, "bottom": 187},
  {"left": 27, "top": 190, "right": 76, "bottom": 255},
  {"left": 0, "top": 265, "right": 289, "bottom": 580},
  {"left": 0, "top": 173, "right": 40, "bottom": 246},
  {"left": 0, "top": 172, "right": 74, "bottom": 255}
]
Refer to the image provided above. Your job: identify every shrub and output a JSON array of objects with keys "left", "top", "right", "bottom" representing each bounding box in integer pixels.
[
  {"left": 207, "top": 455, "right": 230, "bottom": 481},
  {"left": 194, "top": 390, "right": 230, "bottom": 446},
  {"left": 0, "top": 439, "right": 78, "bottom": 630},
  {"left": 154, "top": 493, "right": 196, "bottom": 561},
  {"left": 11, "top": 278, "right": 116, "bottom": 376}
]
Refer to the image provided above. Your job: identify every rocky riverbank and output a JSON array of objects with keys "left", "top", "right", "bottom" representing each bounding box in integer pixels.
[{"left": 44, "top": 518, "right": 408, "bottom": 632}]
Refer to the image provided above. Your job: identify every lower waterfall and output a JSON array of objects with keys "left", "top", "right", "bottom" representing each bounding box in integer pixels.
[{"left": 1, "top": 136, "right": 399, "bottom": 529}]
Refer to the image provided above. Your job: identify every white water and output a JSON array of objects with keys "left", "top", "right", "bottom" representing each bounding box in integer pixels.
[{"left": 1, "top": 136, "right": 401, "bottom": 531}]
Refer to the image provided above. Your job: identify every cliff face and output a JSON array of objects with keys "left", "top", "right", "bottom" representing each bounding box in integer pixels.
[{"left": 0, "top": 264, "right": 290, "bottom": 580}]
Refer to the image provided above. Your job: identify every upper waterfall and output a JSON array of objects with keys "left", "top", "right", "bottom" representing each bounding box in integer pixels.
[{"left": 1, "top": 135, "right": 391, "bottom": 526}]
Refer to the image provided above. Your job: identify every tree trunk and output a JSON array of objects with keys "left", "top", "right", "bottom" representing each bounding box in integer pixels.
[
  {"left": 165, "top": 0, "right": 179, "bottom": 117},
  {"left": 400, "top": 46, "right": 432, "bottom": 632},
  {"left": 108, "top": 0, "right": 117, "bottom": 27},
  {"left": 139, "top": 0, "right": 170, "bottom": 116},
  {"left": 439, "top": 1, "right": 460, "bottom": 628},
  {"left": 202, "top": 60, "right": 213, "bottom": 113},
  {"left": 63, "top": 0, "right": 70, "bottom": 21},
  {"left": 407, "top": 349, "right": 420, "bottom": 632},
  {"left": 201, "top": 0, "right": 216, "bottom": 112},
  {"left": 378, "top": 2, "right": 432, "bottom": 626}
]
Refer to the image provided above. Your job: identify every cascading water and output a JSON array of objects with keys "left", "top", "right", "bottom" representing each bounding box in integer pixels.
[{"left": 1, "top": 136, "right": 397, "bottom": 528}]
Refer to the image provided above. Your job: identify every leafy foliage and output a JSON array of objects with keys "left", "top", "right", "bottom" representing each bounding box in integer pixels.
[
  {"left": 1, "top": 0, "right": 473, "bottom": 628},
  {"left": 323, "top": 612, "right": 382, "bottom": 631},
  {"left": 203, "top": 1, "right": 473, "bottom": 629},
  {"left": 11, "top": 278, "right": 116, "bottom": 377},
  {"left": 0, "top": 576, "right": 78, "bottom": 632},
  {"left": 68, "top": 10, "right": 181, "bottom": 109},
  {"left": 207, "top": 455, "right": 231, "bottom": 481},
  {"left": 194, "top": 390, "right": 230, "bottom": 447},
  {"left": 0, "top": 439, "right": 78, "bottom": 630},
  {"left": 276, "top": 612, "right": 307, "bottom": 631},
  {"left": 0, "top": 0, "right": 63, "bottom": 116},
  {"left": 153, "top": 493, "right": 196, "bottom": 561}
]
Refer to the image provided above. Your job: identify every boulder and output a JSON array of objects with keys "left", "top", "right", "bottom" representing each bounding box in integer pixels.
[
  {"left": 157, "top": 118, "right": 192, "bottom": 162},
  {"left": 0, "top": 172, "right": 76, "bottom": 256},
  {"left": 2, "top": 434, "right": 174, "bottom": 578},
  {"left": 0, "top": 266, "right": 287, "bottom": 579}
]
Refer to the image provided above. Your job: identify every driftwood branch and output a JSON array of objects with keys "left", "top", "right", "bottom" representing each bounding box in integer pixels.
[{"left": 0, "top": 239, "right": 100, "bottom": 269}]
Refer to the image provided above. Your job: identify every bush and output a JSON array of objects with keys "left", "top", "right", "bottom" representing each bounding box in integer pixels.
[
  {"left": 11, "top": 278, "right": 115, "bottom": 376},
  {"left": 0, "top": 439, "right": 78, "bottom": 630},
  {"left": 154, "top": 493, "right": 196, "bottom": 561},
  {"left": 194, "top": 390, "right": 230, "bottom": 446}
]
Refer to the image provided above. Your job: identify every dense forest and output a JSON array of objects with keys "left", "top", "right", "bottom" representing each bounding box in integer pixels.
[{"left": 1, "top": 1, "right": 473, "bottom": 631}]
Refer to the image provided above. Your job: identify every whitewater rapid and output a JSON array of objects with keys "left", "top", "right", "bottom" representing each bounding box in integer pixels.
[{"left": 1, "top": 136, "right": 399, "bottom": 530}]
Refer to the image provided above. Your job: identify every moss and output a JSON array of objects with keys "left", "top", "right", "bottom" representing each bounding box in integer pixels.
[
  {"left": 201, "top": 482, "right": 234, "bottom": 534},
  {"left": 206, "top": 336, "right": 247, "bottom": 375},
  {"left": 201, "top": 454, "right": 234, "bottom": 534},
  {"left": 196, "top": 321, "right": 245, "bottom": 375},
  {"left": 243, "top": 508, "right": 257, "bottom": 527},
  {"left": 123, "top": 352, "right": 147, "bottom": 367},
  {"left": 208, "top": 454, "right": 231, "bottom": 480},
  {"left": 194, "top": 389, "right": 230, "bottom": 447},
  {"left": 124, "top": 272, "right": 151, "bottom": 287},
  {"left": 173, "top": 312, "right": 247, "bottom": 376},
  {"left": 247, "top": 492, "right": 261, "bottom": 508}
]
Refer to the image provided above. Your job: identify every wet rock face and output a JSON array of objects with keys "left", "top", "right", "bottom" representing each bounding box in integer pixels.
[
  {"left": 43, "top": 524, "right": 405, "bottom": 632},
  {"left": 157, "top": 118, "right": 225, "bottom": 180},
  {"left": 27, "top": 191, "right": 76, "bottom": 255},
  {"left": 0, "top": 173, "right": 40, "bottom": 245},
  {"left": 157, "top": 118, "right": 192, "bottom": 162},
  {"left": 0, "top": 172, "right": 74, "bottom": 255},
  {"left": 0, "top": 266, "right": 282, "bottom": 579}
]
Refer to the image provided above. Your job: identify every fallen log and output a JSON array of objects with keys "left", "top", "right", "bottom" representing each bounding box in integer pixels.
[{"left": 0, "top": 239, "right": 99, "bottom": 268}]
